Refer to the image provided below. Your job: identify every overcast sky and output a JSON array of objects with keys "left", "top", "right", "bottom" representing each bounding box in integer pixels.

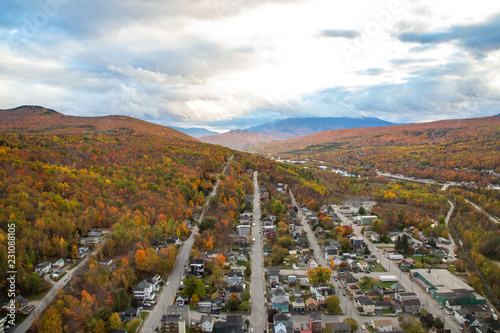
[{"left": 1, "top": 0, "right": 500, "bottom": 131}]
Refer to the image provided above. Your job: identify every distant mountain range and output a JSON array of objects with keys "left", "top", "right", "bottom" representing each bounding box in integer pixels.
[
  {"left": 253, "top": 115, "right": 500, "bottom": 155},
  {"left": 200, "top": 129, "right": 278, "bottom": 150},
  {"left": 199, "top": 116, "right": 398, "bottom": 149},
  {"left": 246, "top": 117, "right": 398, "bottom": 140},
  {"left": 170, "top": 126, "right": 218, "bottom": 138}
]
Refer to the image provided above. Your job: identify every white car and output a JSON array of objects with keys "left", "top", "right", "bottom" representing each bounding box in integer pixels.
[{"left": 361, "top": 325, "right": 366, "bottom": 330}]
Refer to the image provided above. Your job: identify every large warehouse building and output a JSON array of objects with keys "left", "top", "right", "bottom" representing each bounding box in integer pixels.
[{"left": 410, "top": 269, "right": 486, "bottom": 306}]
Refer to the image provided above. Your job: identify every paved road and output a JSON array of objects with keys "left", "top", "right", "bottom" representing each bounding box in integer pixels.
[
  {"left": 141, "top": 156, "right": 232, "bottom": 332},
  {"left": 13, "top": 257, "right": 89, "bottom": 333},
  {"left": 288, "top": 191, "right": 365, "bottom": 325},
  {"left": 288, "top": 192, "right": 328, "bottom": 268},
  {"left": 249, "top": 171, "right": 266, "bottom": 332},
  {"left": 465, "top": 199, "right": 500, "bottom": 224},
  {"left": 335, "top": 209, "right": 462, "bottom": 332}
]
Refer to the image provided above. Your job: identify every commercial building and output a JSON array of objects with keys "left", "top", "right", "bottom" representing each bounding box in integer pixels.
[{"left": 410, "top": 269, "right": 486, "bottom": 306}]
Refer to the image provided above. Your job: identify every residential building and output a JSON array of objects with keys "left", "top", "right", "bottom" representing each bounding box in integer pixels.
[
  {"left": 236, "top": 225, "right": 251, "bottom": 236},
  {"left": 271, "top": 289, "right": 290, "bottom": 313},
  {"left": 198, "top": 300, "right": 212, "bottom": 314},
  {"left": 190, "top": 259, "right": 205, "bottom": 277},
  {"left": 333, "top": 322, "right": 351, "bottom": 333},
  {"left": 309, "top": 313, "right": 322, "bottom": 333},
  {"left": 80, "top": 236, "right": 102, "bottom": 245},
  {"left": 356, "top": 297, "right": 375, "bottom": 314},
  {"left": 99, "top": 259, "right": 115, "bottom": 271},
  {"left": 371, "top": 232, "right": 381, "bottom": 243},
  {"left": 268, "top": 267, "right": 280, "bottom": 284},
  {"left": 34, "top": 261, "right": 51, "bottom": 275},
  {"left": 324, "top": 247, "right": 338, "bottom": 260},
  {"left": 87, "top": 228, "right": 104, "bottom": 237},
  {"left": 402, "top": 299, "right": 421, "bottom": 313},
  {"left": 307, "top": 257, "right": 319, "bottom": 269},
  {"left": 200, "top": 315, "right": 215, "bottom": 333},
  {"left": 371, "top": 319, "right": 393, "bottom": 332},
  {"left": 122, "top": 308, "right": 140, "bottom": 322},
  {"left": 274, "top": 322, "right": 290, "bottom": 333},
  {"left": 176, "top": 294, "right": 189, "bottom": 306},
  {"left": 461, "top": 304, "right": 493, "bottom": 319},
  {"left": 227, "top": 272, "right": 244, "bottom": 287},
  {"left": 134, "top": 280, "right": 155, "bottom": 300},
  {"left": 273, "top": 314, "right": 293, "bottom": 329},
  {"left": 52, "top": 258, "right": 65, "bottom": 269},
  {"left": 214, "top": 315, "right": 244, "bottom": 333},
  {"left": 305, "top": 298, "right": 319, "bottom": 313},
  {"left": 160, "top": 314, "right": 185, "bottom": 333},
  {"left": 395, "top": 292, "right": 419, "bottom": 302},
  {"left": 165, "top": 305, "right": 190, "bottom": 327},
  {"left": 292, "top": 298, "right": 305, "bottom": 314},
  {"left": 375, "top": 301, "right": 392, "bottom": 311}
]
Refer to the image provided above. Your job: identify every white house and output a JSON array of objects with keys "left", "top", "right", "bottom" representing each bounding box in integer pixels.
[
  {"left": 52, "top": 258, "right": 65, "bottom": 269},
  {"left": 227, "top": 272, "right": 244, "bottom": 287},
  {"left": 237, "top": 225, "right": 251, "bottom": 236},
  {"left": 307, "top": 257, "right": 318, "bottom": 269},
  {"left": 274, "top": 322, "right": 287, "bottom": 333},
  {"left": 34, "top": 261, "right": 51, "bottom": 275},
  {"left": 371, "top": 232, "right": 380, "bottom": 243},
  {"left": 134, "top": 280, "right": 155, "bottom": 300},
  {"left": 454, "top": 309, "right": 471, "bottom": 325},
  {"left": 87, "top": 228, "right": 103, "bottom": 237},
  {"left": 200, "top": 315, "right": 215, "bottom": 332}
]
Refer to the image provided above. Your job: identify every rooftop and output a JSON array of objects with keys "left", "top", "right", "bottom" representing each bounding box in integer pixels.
[{"left": 411, "top": 269, "right": 475, "bottom": 294}]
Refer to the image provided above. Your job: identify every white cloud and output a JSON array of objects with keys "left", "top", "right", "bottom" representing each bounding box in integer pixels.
[{"left": 0, "top": 0, "right": 500, "bottom": 130}]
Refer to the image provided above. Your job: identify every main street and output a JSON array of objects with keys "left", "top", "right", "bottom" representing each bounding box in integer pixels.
[
  {"left": 141, "top": 156, "right": 232, "bottom": 332},
  {"left": 249, "top": 171, "right": 266, "bottom": 332},
  {"left": 334, "top": 207, "right": 462, "bottom": 332}
]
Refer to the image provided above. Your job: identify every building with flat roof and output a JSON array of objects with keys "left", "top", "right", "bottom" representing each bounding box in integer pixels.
[{"left": 410, "top": 269, "right": 486, "bottom": 306}]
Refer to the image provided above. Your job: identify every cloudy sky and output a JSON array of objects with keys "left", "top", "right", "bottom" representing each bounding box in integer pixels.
[{"left": 1, "top": 0, "right": 500, "bottom": 131}]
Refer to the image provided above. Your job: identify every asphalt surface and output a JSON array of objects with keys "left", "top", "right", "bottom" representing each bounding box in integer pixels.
[
  {"left": 334, "top": 208, "right": 462, "bottom": 332},
  {"left": 289, "top": 190, "right": 367, "bottom": 327},
  {"left": 140, "top": 156, "right": 232, "bottom": 332},
  {"left": 249, "top": 171, "right": 266, "bottom": 331},
  {"left": 13, "top": 256, "right": 90, "bottom": 333}
]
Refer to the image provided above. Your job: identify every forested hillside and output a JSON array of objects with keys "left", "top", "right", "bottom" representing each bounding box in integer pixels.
[
  {"left": 0, "top": 106, "right": 330, "bottom": 332},
  {"left": 254, "top": 116, "right": 500, "bottom": 184}
]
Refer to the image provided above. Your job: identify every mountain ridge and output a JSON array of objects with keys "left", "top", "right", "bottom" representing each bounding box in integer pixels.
[
  {"left": 200, "top": 129, "right": 279, "bottom": 150},
  {"left": 170, "top": 126, "right": 218, "bottom": 138},
  {"left": 0, "top": 105, "right": 194, "bottom": 141},
  {"left": 246, "top": 116, "right": 399, "bottom": 139}
]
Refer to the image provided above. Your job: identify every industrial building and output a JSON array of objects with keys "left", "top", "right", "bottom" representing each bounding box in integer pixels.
[{"left": 410, "top": 269, "right": 486, "bottom": 306}]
